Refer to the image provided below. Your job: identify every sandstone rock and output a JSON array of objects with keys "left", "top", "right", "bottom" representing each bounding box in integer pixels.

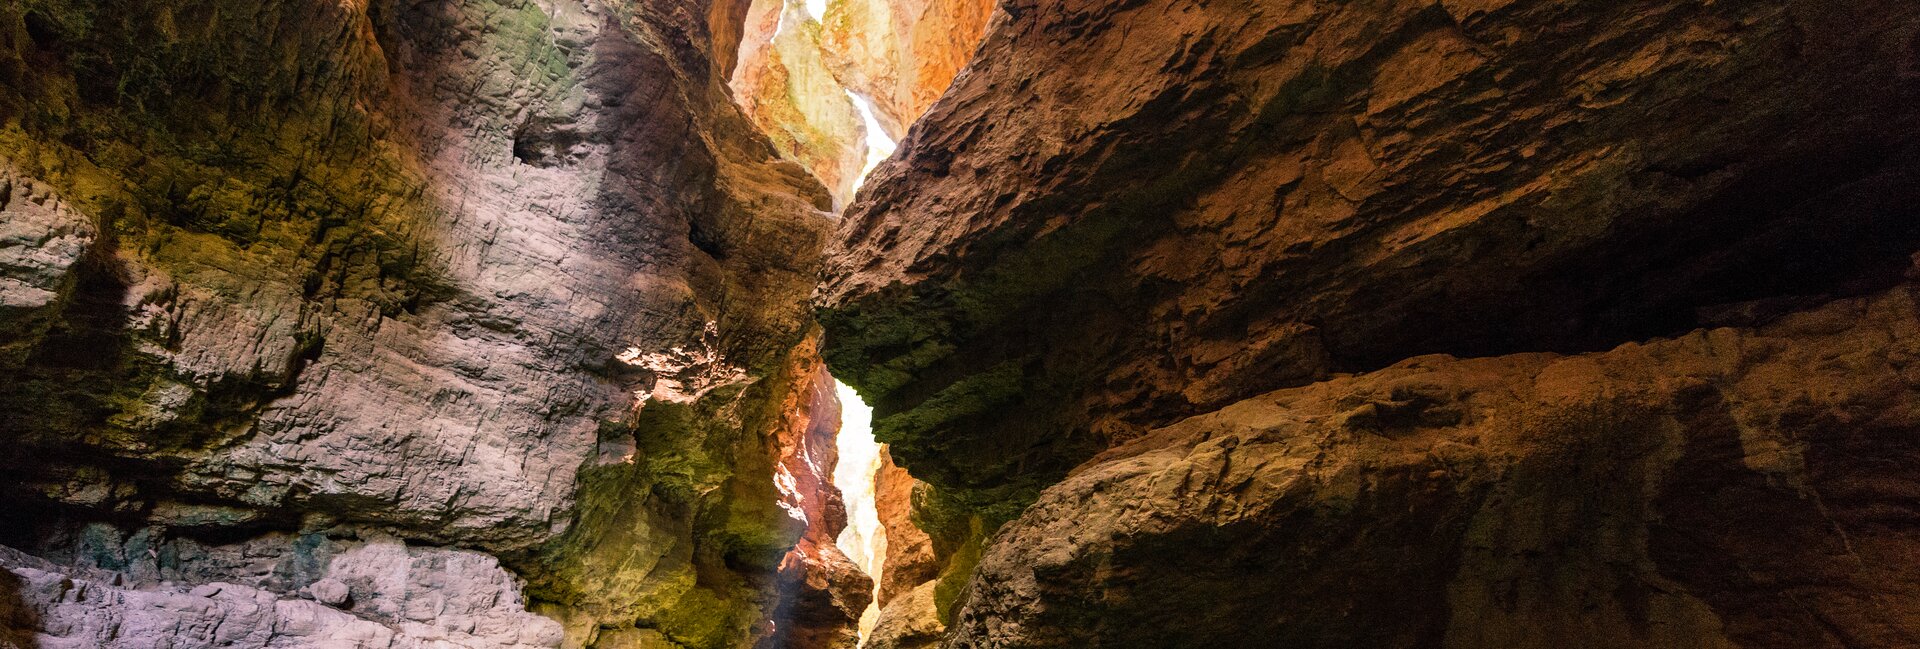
[
  {"left": 818, "top": 0, "right": 995, "bottom": 139},
  {"left": 731, "top": 0, "right": 869, "bottom": 208},
  {"left": 873, "top": 449, "right": 937, "bottom": 608},
  {"left": 946, "top": 285, "right": 1920, "bottom": 648},
  {"left": 821, "top": 0, "right": 1920, "bottom": 513},
  {"left": 866, "top": 580, "right": 944, "bottom": 649}
]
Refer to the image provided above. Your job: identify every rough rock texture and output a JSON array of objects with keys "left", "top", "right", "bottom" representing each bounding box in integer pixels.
[
  {"left": 0, "top": 0, "right": 835, "bottom": 646},
  {"left": 949, "top": 284, "right": 1920, "bottom": 648},
  {"left": 0, "top": 536, "right": 562, "bottom": 648},
  {"left": 865, "top": 580, "right": 943, "bottom": 649},
  {"left": 818, "top": 0, "right": 995, "bottom": 139},
  {"left": 821, "top": 0, "right": 1920, "bottom": 512},
  {"left": 731, "top": 0, "right": 868, "bottom": 208},
  {"left": 0, "top": 162, "right": 93, "bottom": 367},
  {"left": 759, "top": 343, "right": 872, "bottom": 649},
  {"left": 871, "top": 449, "right": 937, "bottom": 608},
  {"left": 0, "top": 162, "right": 91, "bottom": 315}
]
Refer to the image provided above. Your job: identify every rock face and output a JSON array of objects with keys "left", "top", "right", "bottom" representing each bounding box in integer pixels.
[
  {"left": 871, "top": 450, "right": 937, "bottom": 608},
  {"left": 0, "top": 0, "right": 834, "bottom": 646},
  {"left": 760, "top": 344, "right": 872, "bottom": 649},
  {"left": 822, "top": 0, "right": 1920, "bottom": 511},
  {"left": 1, "top": 535, "right": 563, "bottom": 648},
  {"left": 948, "top": 284, "right": 1920, "bottom": 648},
  {"left": 731, "top": 0, "right": 868, "bottom": 208},
  {"left": 815, "top": 0, "right": 1920, "bottom": 646},
  {"left": 818, "top": 0, "right": 995, "bottom": 139},
  {"left": 865, "top": 580, "right": 944, "bottom": 649},
  {"left": 0, "top": 162, "right": 93, "bottom": 367}
]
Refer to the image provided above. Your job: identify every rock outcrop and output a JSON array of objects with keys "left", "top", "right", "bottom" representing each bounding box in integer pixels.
[
  {"left": 0, "top": 0, "right": 836, "bottom": 646},
  {"left": 865, "top": 580, "right": 943, "bottom": 649},
  {"left": 822, "top": 0, "right": 1920, "bottom": 513},
  {"left": 761, "top": 344, "right": 872, "bottom": 649},
  {"left": 949, "top": 283, "right": 1920, "bottom": 648},
  {"left": 0, "top": 537, "right": 563, "bottom": 649},
  {"left": 815, "top": 0, "right": 1920, "bottom": 646}
]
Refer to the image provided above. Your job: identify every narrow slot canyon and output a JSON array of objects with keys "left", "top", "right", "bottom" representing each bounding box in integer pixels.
[{"left": 4, "top": 0, "right": 1920, "bottom": 648}]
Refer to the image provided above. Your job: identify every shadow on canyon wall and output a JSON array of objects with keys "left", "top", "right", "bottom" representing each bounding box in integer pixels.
[{"left": 0, "top": 568, "right": 41, "bottom": 649}]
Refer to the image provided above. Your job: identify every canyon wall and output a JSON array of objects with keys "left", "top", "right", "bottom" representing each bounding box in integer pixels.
[
  {"left": 819, "top": 0, "right": 996, "bottom": 140},
  {"left": 731, "top": 0, "right": 868, "bottom": 208},
  {"left": 0, "top": 0, "right": 841, "bottom": 646},
  {"left": 820, "top": 0, "right": 1920, "bottom": 646}
]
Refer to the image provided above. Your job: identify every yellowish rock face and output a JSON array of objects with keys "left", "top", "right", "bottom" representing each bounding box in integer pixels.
[{"left": 732, "top": 0, "right": 868, "bottom": 209}]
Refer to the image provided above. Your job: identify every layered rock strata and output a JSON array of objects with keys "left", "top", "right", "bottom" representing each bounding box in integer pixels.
[
  {"left": 950, "top": 283, "right": 1920, "bottom": 648},
  {"left": 817, "top": 0, "right": 1920, "bottom": 646},
  {"left": 0, "top": 0, "right": 837, "bottom": 646},
  {"left": 822, "top": 0, "right": 1920, "bottom": 512}
]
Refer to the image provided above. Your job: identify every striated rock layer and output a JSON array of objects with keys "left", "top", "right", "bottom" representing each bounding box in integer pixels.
[
  {"left": 822, "top": 0, "right": 1920, "bottom": 513},
  {"left": 951, "top": 283, "right": 1920, "bottom": 648},
  {"left": 0, "top": 0, "right": 836, "bottom": 646},
  {"left": 815, "top": 0, "right": 1920, "bottom": 646}
]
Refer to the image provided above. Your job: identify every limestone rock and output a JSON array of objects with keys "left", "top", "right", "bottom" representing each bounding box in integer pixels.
[
  {"left": 0, "top": 540, "right": 563, "bottom": 649},
  {"left": 0, "top": 162, "right": 91, "bottom": 314},
  {"left": 821, "top": 0, "right": 1920, "bottom": 511},
  {"left": 946, "top": 285, "right": 1920, "bottom": 648},
  {"left": 731, "top": 0, "right": 869, "bottom": 208},
  {"left": 0, "top": 0, "right": 834, "bottom": 645},
  {"left": 306, "top": 579, "right": 349, "bottom": 607},
  {"left": 760, "top": 338, "right": 874, "bottom": 649}
]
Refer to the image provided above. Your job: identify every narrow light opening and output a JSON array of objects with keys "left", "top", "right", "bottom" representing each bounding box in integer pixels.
[{"left": 830, "top": 379, "right": 886, "bottom": 644}]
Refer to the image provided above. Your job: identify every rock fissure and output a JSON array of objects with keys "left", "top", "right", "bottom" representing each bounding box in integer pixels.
[{"left": 6, "top": 0, "right": 1920, "bottom": 648}]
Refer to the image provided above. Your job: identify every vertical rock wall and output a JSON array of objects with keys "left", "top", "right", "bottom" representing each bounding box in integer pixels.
[
  {"left": 730, "top": 0, "right": 868, "bottom": 208},
  {"left": 0, "top": 0, "right": 839, "bottom": 646}
]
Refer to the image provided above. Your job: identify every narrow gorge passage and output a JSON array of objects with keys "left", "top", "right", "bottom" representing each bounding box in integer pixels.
[
  {"left": 828, "top": 380, "right": 884, "bottom": 643},
  {"left": 725, "top": 0, "right": 967, "bottom": 645},
  {"left": 5, "top": 0, "right": 1920, "bottom": 648}
]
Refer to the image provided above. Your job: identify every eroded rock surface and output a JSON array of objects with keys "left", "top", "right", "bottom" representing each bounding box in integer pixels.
[
  {"left": 866, "top": 580, "right": 943, "bottom": 649},
  {"left": 872, "top": 450, "right": 937, "bottom": 608},
  {"left": 821, "top": 0, "right": 1920, "bottom": 509},
  {"left": 731, "top": 0, "right": 868, "bottom": 208},
  {"left": 0, "top": 537, "right": 562, "bottom": 649},
  {"left": 948, "top": 285, "right": 1920, "bottom": 648},
  {"left": 760, "top": 344, "right": 873, "bottom": 649},
  {"left": 818, "top": 0, "right": 995, "bottom": 139},
  {"left": 0, "top": 0, "right": 834, "bottom": 645}
]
